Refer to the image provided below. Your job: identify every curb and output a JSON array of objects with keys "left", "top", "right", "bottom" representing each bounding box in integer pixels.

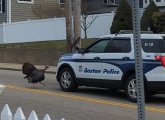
[
  {"left": 0, "top": 84, "right": 5, "bottom": 94},
  {"left": 0, "top": 67, "right": 56, "bottom": 74}
]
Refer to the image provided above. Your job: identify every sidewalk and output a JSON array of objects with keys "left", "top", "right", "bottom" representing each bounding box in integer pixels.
[{"left": 0, "top": 63, "right": 56, "bottom": 74}]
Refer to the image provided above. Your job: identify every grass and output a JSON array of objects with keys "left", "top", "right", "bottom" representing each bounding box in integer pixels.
[{"left": 0, "top": 39, "right": 96, "bottom": 51}]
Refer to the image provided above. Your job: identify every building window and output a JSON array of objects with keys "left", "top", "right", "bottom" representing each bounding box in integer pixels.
[
  {"left": 0, "top": 0, "right": 2, "bottom": 13},
  {"left": 18, "top": 0, "right": 34, "bottom": 4},
  {"left": 60, "top": 0, "right": 65, "bottom": 4},
  {"left": 59, "top": 0, "right": 73, "bottom": 8},
  {"left": 145, "top": 0, "right": 147, "bottom": 4},
  {"left": 59, "top": 0, "right": 65, "bottom": 8},
  {"left": 110, "top": 0, "right": 116, "bottom": 4},
  {"left": 115, "top": 0, "right": 120, "bottom": 4},
  {"left": 156, "top": 0, "right": 161, "bottom": 2},
  {"left": 103, "top": 0, "right": 117, "bottom": 5},
  {"left": 103, "top": 0, "right": 108, "bottom": 4}
]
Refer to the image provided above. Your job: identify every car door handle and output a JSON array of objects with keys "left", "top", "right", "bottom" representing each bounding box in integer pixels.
[
  {"left": 122, "top": 57, "right": 130, "bottom": 60},
  {"left": 94, "top": 56, "right": 100, "bottom": 60}
]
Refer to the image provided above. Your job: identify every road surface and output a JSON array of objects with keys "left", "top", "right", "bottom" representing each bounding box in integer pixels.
[{"left": 0, "top": 70, "right": 165, "bottom": 120}]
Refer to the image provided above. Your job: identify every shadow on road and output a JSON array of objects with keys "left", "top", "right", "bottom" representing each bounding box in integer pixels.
[
  {"left": 147, "top": 95, "right": 165, "bottom": 104},
  {"left": 75, "top": 87, "right": 127, "bottom": 101},
  {"left": 66, "top": 87, "right": 165, "bottom": 104}
]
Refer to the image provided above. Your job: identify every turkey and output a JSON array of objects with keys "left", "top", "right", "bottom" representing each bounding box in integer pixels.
[{"left": 22, "top": 62, "right": 49, "bottom": 87}]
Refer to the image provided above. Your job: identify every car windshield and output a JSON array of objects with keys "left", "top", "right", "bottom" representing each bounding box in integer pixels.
[{"left": 142, "top": 38, "right": 165, "bottom": 53}]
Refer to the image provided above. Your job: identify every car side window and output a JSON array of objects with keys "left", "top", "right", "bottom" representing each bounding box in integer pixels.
[
  {"left": 105, "top": 38, "right": 131, "bottom": 53},
  {"left": 87, "top": 39, "right": 109, "bottom": 53}
]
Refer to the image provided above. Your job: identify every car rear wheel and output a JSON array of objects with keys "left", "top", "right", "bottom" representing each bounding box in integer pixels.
[
  {"left": 125, "top": 75, "right": 137, "bottom": 102},
  {"left": 58, "top": 68, "right": 77, "bottom": 92},
  {"left": 125, "top": 75, "right": 148, "bottom": 102}
]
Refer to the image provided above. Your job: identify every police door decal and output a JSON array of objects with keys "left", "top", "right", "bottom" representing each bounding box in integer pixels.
[
  {"left": 101, "top": 63, "right": 123, "bottom": 80},
  {"left": 76, "top": 63, "right": 102, "bottom": 79}
]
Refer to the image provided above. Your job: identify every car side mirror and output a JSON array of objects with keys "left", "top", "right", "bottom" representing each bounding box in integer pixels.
[{"left": 78, "top": 48, "right": 87, "bottom": 54}]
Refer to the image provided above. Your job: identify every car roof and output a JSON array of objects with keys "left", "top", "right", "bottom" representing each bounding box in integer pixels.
[{"left": 100, "top": 34, "right": 165, "bottom": 39}]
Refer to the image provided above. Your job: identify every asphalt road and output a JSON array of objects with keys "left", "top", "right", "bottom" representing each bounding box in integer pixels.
[{"left": 0, "top": 70, "right": 165, "bottom": 120}]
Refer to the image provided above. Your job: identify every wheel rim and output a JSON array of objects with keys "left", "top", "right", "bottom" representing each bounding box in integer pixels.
[
  {"left": 61, "top": 71, "right": 71, "bottom": 88},
  {"left": 128, "top": 79, "right": 137, "bottom": 99}
]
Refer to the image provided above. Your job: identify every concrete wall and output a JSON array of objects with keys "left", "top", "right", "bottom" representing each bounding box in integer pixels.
[
  {"left": 0, "top": 48, "right": 64, "bottom": 65},
  {"left": 0, "top": 13, "right": 115, "bottom": 65}
]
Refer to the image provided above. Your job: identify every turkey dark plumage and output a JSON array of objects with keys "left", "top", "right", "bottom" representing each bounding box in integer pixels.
[{"left": 22, "top": 62, "right": 49, "bottom": 87}]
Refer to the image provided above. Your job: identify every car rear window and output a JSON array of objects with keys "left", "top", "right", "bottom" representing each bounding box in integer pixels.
[{"left": 142, "top": 38, "right": 165, "bottom": 53}]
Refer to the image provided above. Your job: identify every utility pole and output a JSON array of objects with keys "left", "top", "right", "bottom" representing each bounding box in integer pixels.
[
  {"left": 73, "top": 0, "right": 81, "bottom": 51},
  {"left": 65, "top": 0, "right": 73, "bottom": 52}
]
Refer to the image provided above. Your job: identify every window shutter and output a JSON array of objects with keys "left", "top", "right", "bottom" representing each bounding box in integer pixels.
[{"left": 2, "top": 0, "right": 5, "bottom": 13}]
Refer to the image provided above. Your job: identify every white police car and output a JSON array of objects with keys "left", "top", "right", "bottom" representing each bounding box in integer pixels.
[{"left": 56, "top": 33, "right": 165, "bottom": 102}]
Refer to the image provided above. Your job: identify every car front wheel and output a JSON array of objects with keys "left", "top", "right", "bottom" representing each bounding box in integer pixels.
[{"left": 58, "top": 68, "right": 77, "bottom": 92}]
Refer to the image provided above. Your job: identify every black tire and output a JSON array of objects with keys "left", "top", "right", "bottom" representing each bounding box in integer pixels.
[
  {"left": 125, "top": 75, "right": 148, "bottom": 102},
  {"left": 58, "top": 68, "right": 77, "bottom": 92}
]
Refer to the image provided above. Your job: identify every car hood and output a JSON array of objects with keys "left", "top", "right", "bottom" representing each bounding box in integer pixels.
[{"left": 60, "top": 53, "right": 77, "bottom": 60}]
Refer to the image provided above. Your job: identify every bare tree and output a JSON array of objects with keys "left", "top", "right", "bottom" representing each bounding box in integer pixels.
[
  {"left": 81, "top": 14, "right": 98, "bottom": 39},
  {"left": 81, "top": 1, "right": 98, "bottom": 39},
  {"left": 32, "top": 1, "right": 65, "bottom": 19}
]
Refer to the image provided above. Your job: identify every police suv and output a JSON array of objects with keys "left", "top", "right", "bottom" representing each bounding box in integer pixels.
[{"left": 56, "top": 33, "right": 165, "bottom": 102}]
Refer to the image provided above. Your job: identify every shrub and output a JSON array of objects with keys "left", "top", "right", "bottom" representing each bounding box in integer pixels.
[
  {"left": 110, "top": 0, "right": 132, "bottom": 34},
  {"left": 140, "top": 0, "right": 159, "bottom": 32},
  {"left": 153, "top": 12, "right": 165, "bottom": 33},
  {"left": 151, "top": 12, "right": 161, "bottom": 33}
]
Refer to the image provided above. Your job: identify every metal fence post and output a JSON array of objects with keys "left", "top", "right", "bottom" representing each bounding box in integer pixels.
[{"left": 132, "top": 0, "right": 146, "bottom": 120}]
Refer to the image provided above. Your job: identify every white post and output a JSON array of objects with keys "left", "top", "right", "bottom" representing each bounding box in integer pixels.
[
  {"left": 0, "top": 84, "right": 5, "bottom": 94},
  {"left": 14, "top": 107, "right": 26, "bottom": 120},
  {"left": 7, "top": 0, "right": 11, "bottom": 23},
  {"left": 43, "top": 114, "right": 51, "bottom": 120},
  {"left": 28, "top": 110, "right": 39, "bottom": 120},
  {"left": 1, "top": 104, "right": 12, "bottom": 120}
]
